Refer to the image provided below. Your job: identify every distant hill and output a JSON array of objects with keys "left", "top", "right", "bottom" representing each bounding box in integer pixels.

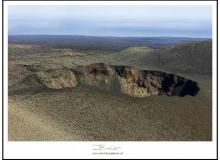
[
  {"left": 120, "top": 46, "right": 154, "bottom": 53},
  {"left": 139, "top": 41, "right": 212, "bottom": 75},
  {"left": 8, "top": 35, "right": 210, "bottom": 51}
]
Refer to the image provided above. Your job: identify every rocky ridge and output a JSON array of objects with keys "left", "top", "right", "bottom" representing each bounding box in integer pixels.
[{"left": 11, "top": 63, "right": 200, "bottom": 97}]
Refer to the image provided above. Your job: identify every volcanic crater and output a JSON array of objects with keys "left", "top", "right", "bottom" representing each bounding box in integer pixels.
[{"left": 13, "top": 63, "right": 200, "bottom": 97}]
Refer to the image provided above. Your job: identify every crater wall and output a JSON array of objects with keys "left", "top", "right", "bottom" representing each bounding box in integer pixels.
[{"left": 13, "top": 63, "right": 199, "bottom": 97}]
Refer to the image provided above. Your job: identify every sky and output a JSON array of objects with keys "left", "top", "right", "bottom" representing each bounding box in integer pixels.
[{"left": 8, "top": 5, "right": 212, "bottom": 38}]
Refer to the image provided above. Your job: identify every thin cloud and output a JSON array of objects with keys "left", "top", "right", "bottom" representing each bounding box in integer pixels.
[{"left": 8, "top": 5, "right": 212, "bottom": 38}]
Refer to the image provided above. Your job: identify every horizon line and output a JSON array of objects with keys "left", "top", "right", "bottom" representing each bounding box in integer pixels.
[{"left": 8, "top": 34, "right": 212, "bottom": 39}]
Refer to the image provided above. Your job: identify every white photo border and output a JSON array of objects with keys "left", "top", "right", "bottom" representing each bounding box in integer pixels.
[{"left": 2, "top": 1, "right": 218, "bottom": 159}]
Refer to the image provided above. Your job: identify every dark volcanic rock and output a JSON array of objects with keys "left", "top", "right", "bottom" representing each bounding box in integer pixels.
[
  {"left": 77, "top": 63, "right": 199, "bottom": 97},
  {"left": 161, "top": 74, "right": 199, "bottom": 97}
]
